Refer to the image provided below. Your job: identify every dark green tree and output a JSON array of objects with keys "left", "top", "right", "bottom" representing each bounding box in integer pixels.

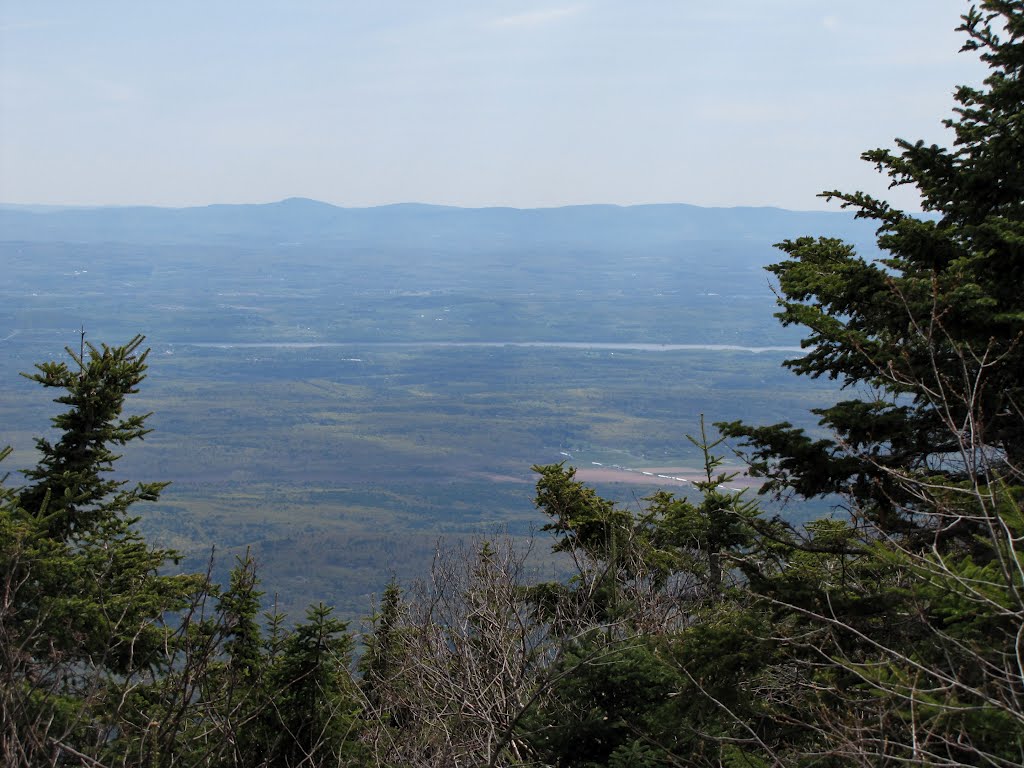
[
  {"left": 714, "top": 3, "right": 1024, "bottom": 764},
  {"left": 0, "top": 336, "right": 201, "bottom": 765},
  {"left": 640, "top": 417, "right": 762, "bottom": 598},
  {"left": 220, "top": 548, "right": 266, "bottom": 681},
  {"left": 359, "top": 578, "right": 406, "bottom": 712},
  {"left": 20, "top": 335, "right": 166, "bottom": 541},
  {"left": 265, "top": 603, "right": 363, "bottom": 767},
  {"left": 214, "top": 549, "right": 271, "bottom": 767},
  {"left": 719, "top": 2, "right": 1024, "bottom": 544},
  {"left": 532, "top": 463, "right": 641, "bottom": 627},
  {"left": 523, "top": 639, "right": 681, "bottom": 768}
]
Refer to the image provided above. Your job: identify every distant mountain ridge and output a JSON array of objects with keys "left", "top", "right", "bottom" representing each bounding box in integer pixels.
[{"left": 0, "top": 197, "right": 881, "bottom": 248}]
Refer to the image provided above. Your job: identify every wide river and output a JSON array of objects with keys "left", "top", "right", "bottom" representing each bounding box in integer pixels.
[{"left": 177, "top": 341, "right": 803, "bottom": 353}]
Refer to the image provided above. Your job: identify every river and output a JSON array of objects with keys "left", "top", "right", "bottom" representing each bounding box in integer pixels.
[{"left": 174, "top": 341, "right": 803, "bottom": 353}]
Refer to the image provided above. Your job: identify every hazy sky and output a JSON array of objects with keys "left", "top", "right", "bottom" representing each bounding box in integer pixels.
[{"left": 0, "top": 1, "right": 987, "bottom": 210}]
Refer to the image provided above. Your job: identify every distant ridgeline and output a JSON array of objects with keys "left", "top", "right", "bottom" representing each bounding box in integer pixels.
[{"left": 0, "top": 197, "right": 881, "bottom": 248}]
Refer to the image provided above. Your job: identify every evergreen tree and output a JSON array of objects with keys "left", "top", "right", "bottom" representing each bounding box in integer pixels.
[
  {"left": 266, "top": 603, "right": 363, "bottom": 767},
  {"left": 0, "top": 336, "right": 201, "bottom": 765},
  {"left": 714, "top": 3, "right": 1024, "bottom": 763},
  {"left": 719, "top": 2, "right": 1024, "bottom": 545},
  {"left": 20, "top": 334, "right": 166, "bottom": 541},
  {"left": 220, "top": 548, "right": 266, "bottom": 681},
  {"left": 640, "top": 416, "right": 761, "bottom": 598},
  {"left": 214, "top": 549, "right": 271, "bottom": 767},
  {"left": 532, "top": 463, "right": 640, "bottom": 626},
  {"left": 359, "top": 578, "right": 406, "bottom": 712}
]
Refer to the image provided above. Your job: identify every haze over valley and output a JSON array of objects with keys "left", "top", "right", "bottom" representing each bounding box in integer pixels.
[{"left": 0, "top": 199, "right": 860, "bottom": 613}]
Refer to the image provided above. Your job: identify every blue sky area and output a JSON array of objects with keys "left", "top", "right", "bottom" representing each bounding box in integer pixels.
[{"left": 0, "top": 1, "right": 987, "bottom": 210}]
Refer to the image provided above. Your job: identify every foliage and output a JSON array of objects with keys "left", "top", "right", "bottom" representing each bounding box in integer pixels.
[
  {"left": 719, "top": 2, "right": 1024, "bottom": 543},
  {"left": 0, "top": 339, "right": 366, "bottom": 767},
  {"left": 713, "top": 2, "right": 1024, "bottom": 763},
  {"left": 0, "top": 336, "right": 202, "bottom": 765},
  {"left": 5, "top": 5, "right": 1024, "bottom": 767}
]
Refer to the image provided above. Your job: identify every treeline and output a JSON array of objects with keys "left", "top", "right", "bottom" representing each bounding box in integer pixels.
[{"left": 4, "top": 2, "right": 1024, "bottom": 765}]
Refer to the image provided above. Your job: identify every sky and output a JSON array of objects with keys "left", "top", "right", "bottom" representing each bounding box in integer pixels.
[{"left": 0, "top": 1, "right": 989, "bottom": 211}]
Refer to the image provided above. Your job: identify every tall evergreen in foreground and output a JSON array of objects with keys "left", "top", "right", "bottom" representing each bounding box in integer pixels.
[
  {"left": 714, "top": 2, "right": 1024, "bottom": 763},
  {"left": 0, "top": 336, "right": 202, "bottom": 765},
  {"left": 719, "top": 1, "right": 1024, "bottom": 543},
  {"left": 0, "top": 338, "right": 368, "bottom": 767}
]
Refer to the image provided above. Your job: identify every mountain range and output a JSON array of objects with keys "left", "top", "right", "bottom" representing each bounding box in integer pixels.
[{"left": 0, "top": 197, "right": 882, "bottom": 249}]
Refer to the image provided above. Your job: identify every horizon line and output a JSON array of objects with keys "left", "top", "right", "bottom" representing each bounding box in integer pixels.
[{"left": 0, "top": 197, "right": 857, "bottom": 215}]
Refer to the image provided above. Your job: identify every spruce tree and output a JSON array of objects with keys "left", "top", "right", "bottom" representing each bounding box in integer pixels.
[
  {"left": 0, "top": 336, "right": 200, "bottom": 764},
  {"left": 714, "top": 4, "right": 1024, "bottom": 763},
  {"left": 719, "top": 1, "right": 1024, "bottom": 544},
  {"left": 267, "top": 603, "right": 363, "bottom": 767},
  {"left": 20, "top": 335, "right": 165, "bottom": 541}
]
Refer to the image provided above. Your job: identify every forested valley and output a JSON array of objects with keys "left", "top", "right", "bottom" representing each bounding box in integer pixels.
[{"left": 3, "top": 3, "right": 1024, "bottom": 766}]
